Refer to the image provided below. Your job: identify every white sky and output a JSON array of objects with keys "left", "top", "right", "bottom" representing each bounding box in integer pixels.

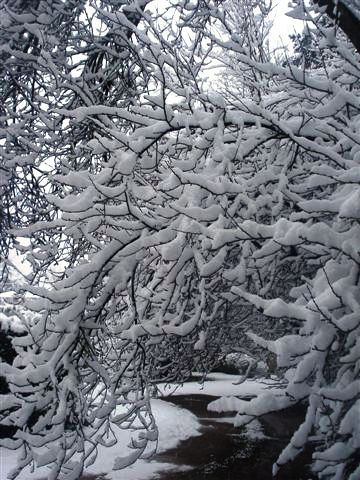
[{"left": 269, "top": 1, "right": 304, "bottom": 52}]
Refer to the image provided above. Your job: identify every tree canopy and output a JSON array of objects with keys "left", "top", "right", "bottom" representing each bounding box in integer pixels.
[{"left": 1, "top": 1, "right": 359, "bottom": 479}]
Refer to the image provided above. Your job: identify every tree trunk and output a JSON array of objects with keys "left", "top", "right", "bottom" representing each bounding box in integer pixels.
[{"left": 314, "top": 0, "right": 360, "bottom": 54}]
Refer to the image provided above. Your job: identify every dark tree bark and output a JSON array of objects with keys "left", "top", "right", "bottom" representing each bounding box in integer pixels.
[{"left": 313, "top": 0, "right": 360, "bottom": 54}]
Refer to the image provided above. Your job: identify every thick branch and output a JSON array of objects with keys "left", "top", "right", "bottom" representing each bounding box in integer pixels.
[{"left": 313, "top": 0, "right": 360, "bottom": 54}]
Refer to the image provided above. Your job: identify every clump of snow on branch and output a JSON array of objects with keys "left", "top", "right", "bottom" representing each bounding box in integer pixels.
[{"left": 1, "top": 0, "right": 360, "bottom": 479}]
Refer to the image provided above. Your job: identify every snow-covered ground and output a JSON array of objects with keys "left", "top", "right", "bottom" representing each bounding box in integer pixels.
[
  {"left": 158, "top": 372, "right": 282, "bottom": 399},
  {"left": 0, "top": 399, "right": 200, "bottom": 480}
]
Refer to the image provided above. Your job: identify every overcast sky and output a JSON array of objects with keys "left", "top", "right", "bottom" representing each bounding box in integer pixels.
[{"left": 269, "top": 1, "right": 304, "bottom": 51}]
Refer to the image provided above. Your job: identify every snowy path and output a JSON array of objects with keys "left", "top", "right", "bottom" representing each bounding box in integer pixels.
[
  {"left": 156, "top": 394, "right": 315, "bottom": 480},
  {"left": 154, "top": 374, "right": 315, "bottom": 479}
]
